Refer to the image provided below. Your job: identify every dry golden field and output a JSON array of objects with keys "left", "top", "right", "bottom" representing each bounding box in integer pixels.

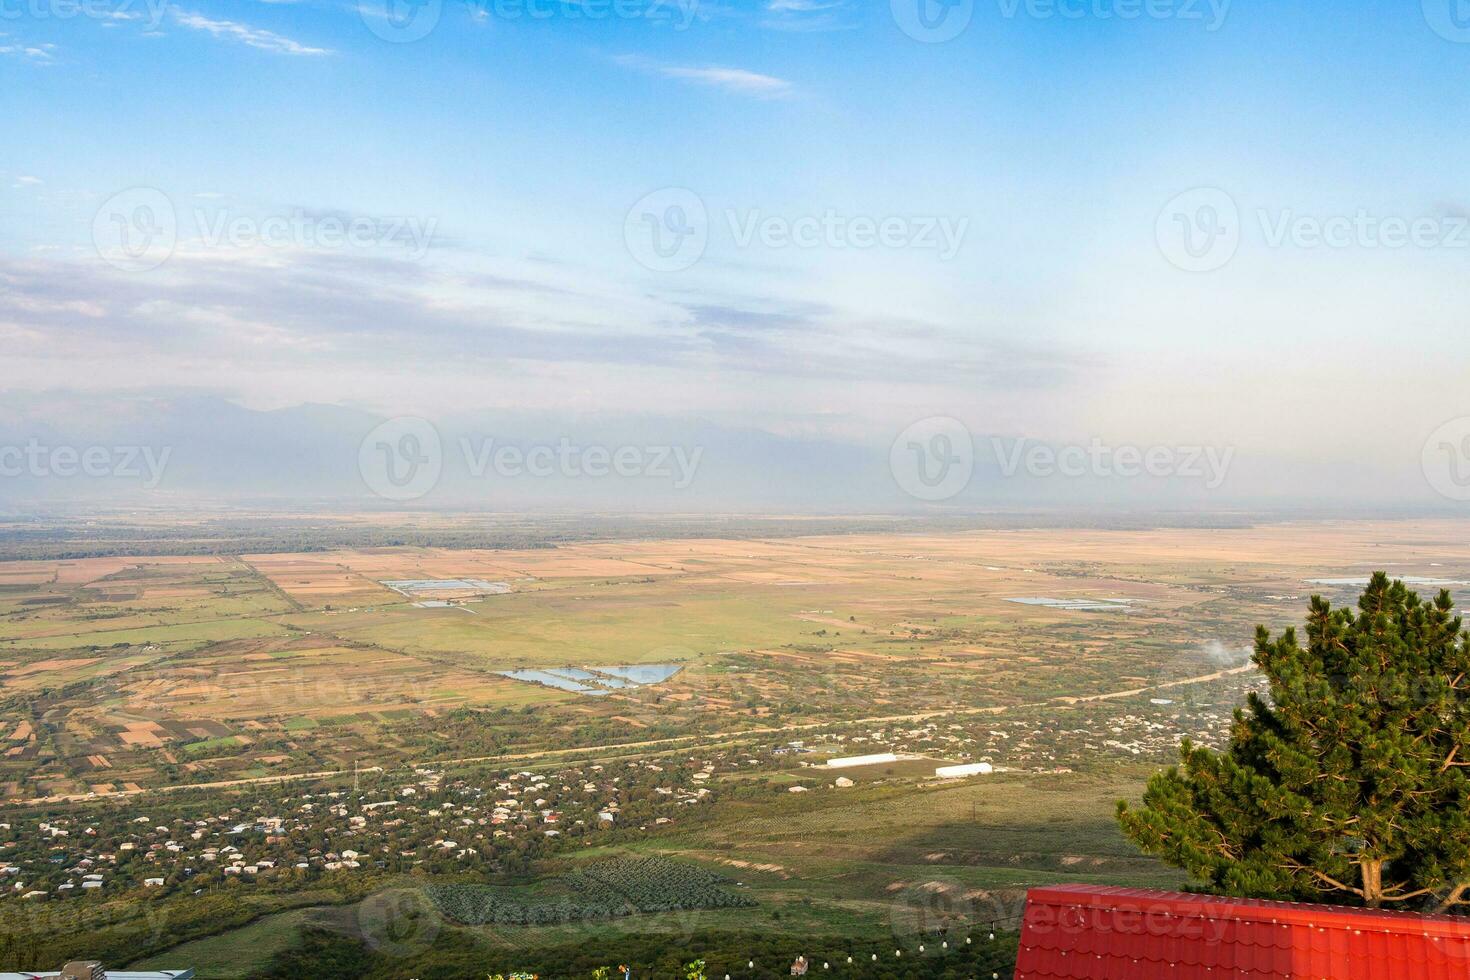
[{"left": 0, "top": 519, "right": 1466, "bottom": 799}]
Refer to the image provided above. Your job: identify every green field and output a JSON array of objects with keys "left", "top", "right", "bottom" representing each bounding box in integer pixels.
[{"left": 2, "top": 520, "right": 1465, "bottom": 977}]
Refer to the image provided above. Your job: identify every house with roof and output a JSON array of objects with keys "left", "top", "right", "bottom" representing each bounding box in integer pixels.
[{"left": 1015, "top": 884, "right": 1470, "bottom": 979}]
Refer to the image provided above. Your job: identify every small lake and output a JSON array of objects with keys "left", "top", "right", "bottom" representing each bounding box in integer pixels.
[
  {"left": 1006, "top": 597, "right": 1135, "bottom": 612},
  {"left": 497, "top": 664, "right": 682, "bottom": 696},
  {"left": 498, "top": 670, "right": 611, "bottom": 695},
  {"left": 592, "top": 664, "right": 684, "bottom": 685}
]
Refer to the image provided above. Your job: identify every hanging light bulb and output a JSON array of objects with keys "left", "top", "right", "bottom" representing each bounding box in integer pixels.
[{"left": 918, "top": 945, "right": 924, "bottom": 953}]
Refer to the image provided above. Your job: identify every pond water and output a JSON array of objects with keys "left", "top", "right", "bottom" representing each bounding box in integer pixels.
[
  {"left": 1005, "top": 597, "right": 1135, "bottom": 612},
  {"left": 591, "top": 664, "right": 684, "bottom": 685},
  {"left": 498, "top": 670, "right": 612, "bottom": 695}
]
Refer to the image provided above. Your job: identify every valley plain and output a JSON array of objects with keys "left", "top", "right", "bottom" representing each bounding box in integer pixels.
[{"left": 0, "top": 517, "right": 1466, "bottom": 976}]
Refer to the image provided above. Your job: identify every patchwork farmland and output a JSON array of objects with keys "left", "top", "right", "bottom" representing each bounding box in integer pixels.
[{"left": 0, "top": 521, "right": 1467, "bottom": 801}]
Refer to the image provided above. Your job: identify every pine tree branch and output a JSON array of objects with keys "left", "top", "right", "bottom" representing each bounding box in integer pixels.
[
  {"left": 1378, "top": 886, "right": 1434, "bottom": 902},
  {"left": 1280, "top": 860, "right": 1364, "bottom": 899},
  {"left": 1433, "top": 883, "right": 1470, "bottom": 913}
]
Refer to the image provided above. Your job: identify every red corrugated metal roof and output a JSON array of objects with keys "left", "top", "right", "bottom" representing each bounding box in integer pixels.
[{"left": 1015, "top": 884, "right": 1470, "bottom": 979}]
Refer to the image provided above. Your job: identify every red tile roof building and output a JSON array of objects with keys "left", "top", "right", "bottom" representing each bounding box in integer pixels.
[{"left": 1016, "top": 884, "right": 1470, "bottom": 979}]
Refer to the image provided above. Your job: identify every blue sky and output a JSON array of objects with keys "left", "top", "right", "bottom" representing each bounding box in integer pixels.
[{"left": 3, "top": 0, "right": 1470, "bottom": 509}]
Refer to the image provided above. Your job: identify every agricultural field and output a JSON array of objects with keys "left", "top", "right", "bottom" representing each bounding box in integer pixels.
[
  {"left": 427, "top": 857, "right": 755, "bottom": 925},
  {"left": 116, "top": 767, "right": 1159, "bottom": 979},
  {"left": 1, "top": 519, "right": 1468, "bottom": 801},
  {"left": 1, "top": 515, "right": 1467, "bottom": 976}
]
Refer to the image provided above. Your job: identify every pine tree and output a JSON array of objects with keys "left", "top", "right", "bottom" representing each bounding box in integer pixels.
[{"left": 1118, "top": 573, "right": 1470, "bottom": 910}]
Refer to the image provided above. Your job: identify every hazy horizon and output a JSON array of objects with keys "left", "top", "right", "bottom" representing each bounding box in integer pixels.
[{"left": 5, "top": 1, "right": 1470, "bottom": 512}]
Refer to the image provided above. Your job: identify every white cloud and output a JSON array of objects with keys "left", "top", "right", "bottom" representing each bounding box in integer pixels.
[
  {"left": 760, "top": 0, "right": 855, "bottom": 31},
  {"left": 172, "top": 11, "right": 330, "bottom": 56},
  {"left": 659, "top": 65, "right": 792, "bottom": 97},
  {"left": 615, "top": 55, "right": 792, "bottom": 98},
  {"left": 0, "top": 41, "right": 56, "bottom": 63},
  {"left": 14, "top": 176, "right": 41, "bottom": 187}
]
